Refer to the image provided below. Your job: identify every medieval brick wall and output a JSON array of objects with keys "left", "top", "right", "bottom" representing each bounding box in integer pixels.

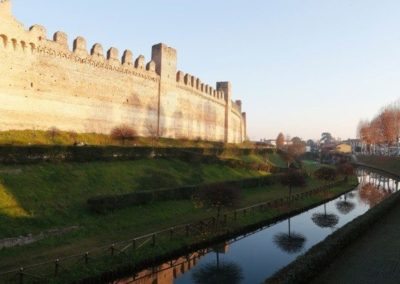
[{"left": 0, "top": 0, "right": 246, "bottom": 143}]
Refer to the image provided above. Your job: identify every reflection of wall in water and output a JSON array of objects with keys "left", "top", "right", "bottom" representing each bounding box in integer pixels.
[{"left": 116, "top": 251, "right": 204, "bottom": 284}]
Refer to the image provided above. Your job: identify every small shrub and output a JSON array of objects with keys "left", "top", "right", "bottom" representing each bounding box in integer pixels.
[
  {"left": 336, "top": 163, "right": 354, "bottom": 179},
  {"left": 314, "top": 167, "right": 337, "bottom": 182},
  {"left": 110, "top": 125, "right": 137, "bottom": 145},
  {"left": 280, "top": 170, "right": 307, "bottom": 195},
  {"left": 192, "top": 183, "right": 241, "bottom": 220}
]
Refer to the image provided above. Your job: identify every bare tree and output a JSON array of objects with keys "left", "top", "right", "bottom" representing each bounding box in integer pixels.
[
  {"left": 314, "top": 167, "right": 337, "bottom": 184},
  {"left": 69, "top": 131, "right": 78, "bottom": 145},
  {"left": 47, "top": 127, "right": 60, "bottom": 144},
  {"left": 336, "top": 162, "right": 354, "bottom": 181},
  {"left": 288, "top": 137, "right": 306, "bottom": 157},
  {"left": 358, "top": 100, "right": 400, "bottom": 154},
  {"left": 357, "top": 120, "right": 372, "bottom": 153},
  {"left": 280, "top": 170, "right": 307, "bottom": 197},
  {"left": 379, "top": 108, "right": 397, "bottom": 145},
  {"left": 276, "top": 132, "right": 285, "bottom": 149},
  {"left": 110, "top": 125, "right": 137, "bottom": 145},
  {"left": 192, "top": 184, "right": 241, "bottom": 221}
]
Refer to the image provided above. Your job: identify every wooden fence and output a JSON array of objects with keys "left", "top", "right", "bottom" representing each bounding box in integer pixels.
[{"left": 0, "top": 179, "right": 346, "bottom": 283}]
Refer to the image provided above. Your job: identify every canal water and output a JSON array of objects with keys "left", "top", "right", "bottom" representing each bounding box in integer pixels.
[{"left": 117, "top": 169, "right": 399, "bottom": 284}]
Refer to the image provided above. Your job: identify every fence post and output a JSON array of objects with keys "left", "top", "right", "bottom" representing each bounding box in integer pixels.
[
  {"left": 110, "top": 244, "right": 115, "bottom": 256},
  {"left": 18, "top": 267, "right": 23, "bottom": 284},
  {"left": 54, "top": 259, "right": 59, "bottom": 276},
  {"left": 85, "top": 252, "right": 89, "bottom": 265}
]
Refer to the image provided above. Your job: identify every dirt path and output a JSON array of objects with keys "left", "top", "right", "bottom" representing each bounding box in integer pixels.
[{"left": 312, "top": 202, "right": 400, "bottom": 284}]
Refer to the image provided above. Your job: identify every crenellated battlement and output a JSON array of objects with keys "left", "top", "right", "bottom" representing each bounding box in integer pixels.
[
  {"left": 175, "top": 70, "right": 226, "bottom": 102},
  {"left": 0, "top": 0, "right": 10, "bottom": 12},
  {"left": 0, "top": 28, "right": 159, "bottom": 81},
  {"left": 0, "top": 0, "right": 246, "bottom": 143}
]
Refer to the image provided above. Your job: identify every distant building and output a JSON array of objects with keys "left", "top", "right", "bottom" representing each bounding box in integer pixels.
[
  {"left": 335, "top": 143, "right": 352, "bottom": 154},
  {"left": 344, "top": 139, "right": 362, "bottom": 153},
  {"left": 261, "top": 139, "right": 277, "bottom": 146},
  {"left": 255, "top": 141, "right": 275, "bottom": 149}
]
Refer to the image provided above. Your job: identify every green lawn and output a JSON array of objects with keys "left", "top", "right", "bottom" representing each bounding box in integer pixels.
[
  {"left": 220, "top": 151, "right": 287, "bottom": 169},
  {"left": 0, "top": 158, "right": 264, "bottom": 238},
  {"left": 266, "top": 152, "right": 288, "bottom": 168},
  {"left": 0, "top": 129, "right": 250, "bottom": 149},
  {"left": 0, "top": 158, "right": 355, "bottom": 277}
]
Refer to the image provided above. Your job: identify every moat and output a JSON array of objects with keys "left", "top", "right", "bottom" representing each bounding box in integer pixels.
[{"left": 115, "top": 168, "right": 398, "bottom": 284}]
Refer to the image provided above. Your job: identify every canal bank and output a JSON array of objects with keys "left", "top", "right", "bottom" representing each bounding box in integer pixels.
[
  {"left": 311, "top": 193, "right": 400, "bottom": 284},
  {"left": 80, "top": 180, "right": 357, "bottom": 284},
  {"left": 0, "top": 175, "right": 357, "bottom": 283},
  {"left": 85, "top": 169, "right": 392, "bottom": 284},
  {"left": 266, "top": 167, "right": 400, "bottom": 284}
]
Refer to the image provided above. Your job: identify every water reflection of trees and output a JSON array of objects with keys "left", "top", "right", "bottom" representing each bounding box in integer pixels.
[
  {"left": 356, "top": 168, "right": 399, "bottom": 192},
  {"left": 192, "top": 244, "right": 243, "bottom": 284},
  {"left": 358, "top": 183, "right": 391, "bottom": 207},
  {"left": 336, "top": 194, "right": 355, "bottom": 215},
  {"left": 312, "top": 204, "right": 339, "bottom": 229},
  {"left": 273, "top": 218, "right": 306, "bottom": 254},
  {"left": 192, "top": 261, "right": 243, "bottom": 284}
]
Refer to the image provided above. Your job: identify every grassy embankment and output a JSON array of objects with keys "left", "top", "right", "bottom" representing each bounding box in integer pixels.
[
  {"left": 357, "top": 155, "right": 400, "bottom": 175},
  {"left": 0, "top": 129, "right": 254, "bottom": 148},
  {"left": 0, "top": 156, "right": 356, "bottom": 278},
  {"left": 0, "top": 152, "right": 274, "bottom": 268}
]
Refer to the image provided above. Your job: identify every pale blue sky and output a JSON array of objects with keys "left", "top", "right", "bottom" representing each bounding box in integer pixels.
[{"left": 11, "top": 0, "right": 400, "bottom": 140}]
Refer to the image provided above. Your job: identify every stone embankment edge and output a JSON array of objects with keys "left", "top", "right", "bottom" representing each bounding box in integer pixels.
[
  {"left": 79, "top": 182, "right": 358, "bottom": 283},
  {"left": 265, "top": 167, "right": 400, "bottom": 284}
]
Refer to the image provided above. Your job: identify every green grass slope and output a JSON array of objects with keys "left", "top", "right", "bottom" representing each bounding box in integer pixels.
[{"left": 0, "top": 158, "right": 264, "bottom": 238}]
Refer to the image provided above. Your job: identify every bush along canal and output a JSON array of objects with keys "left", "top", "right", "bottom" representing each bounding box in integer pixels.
[{"left": 107, "top": 168, "right": 398, "bottom": 284}]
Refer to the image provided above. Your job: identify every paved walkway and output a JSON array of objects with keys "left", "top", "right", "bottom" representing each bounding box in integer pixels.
[{"left": 312, "top": 202, "right": 400, "bottom": 284}]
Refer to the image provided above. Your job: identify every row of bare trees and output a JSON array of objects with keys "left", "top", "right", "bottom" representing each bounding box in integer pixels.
[{"left": 357, "top": 100, "right": 400, "bottom": 153}]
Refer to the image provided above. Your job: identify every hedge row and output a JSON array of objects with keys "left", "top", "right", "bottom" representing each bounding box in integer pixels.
[
  {"left": 0, "top": 145, "right": 275, "bottom": 165},
  {"left": 266, "top": 185, "right": 400, "bottom": 284},
  {"left": 87, "top": 175, "right": 280, "bottom": 213}
]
